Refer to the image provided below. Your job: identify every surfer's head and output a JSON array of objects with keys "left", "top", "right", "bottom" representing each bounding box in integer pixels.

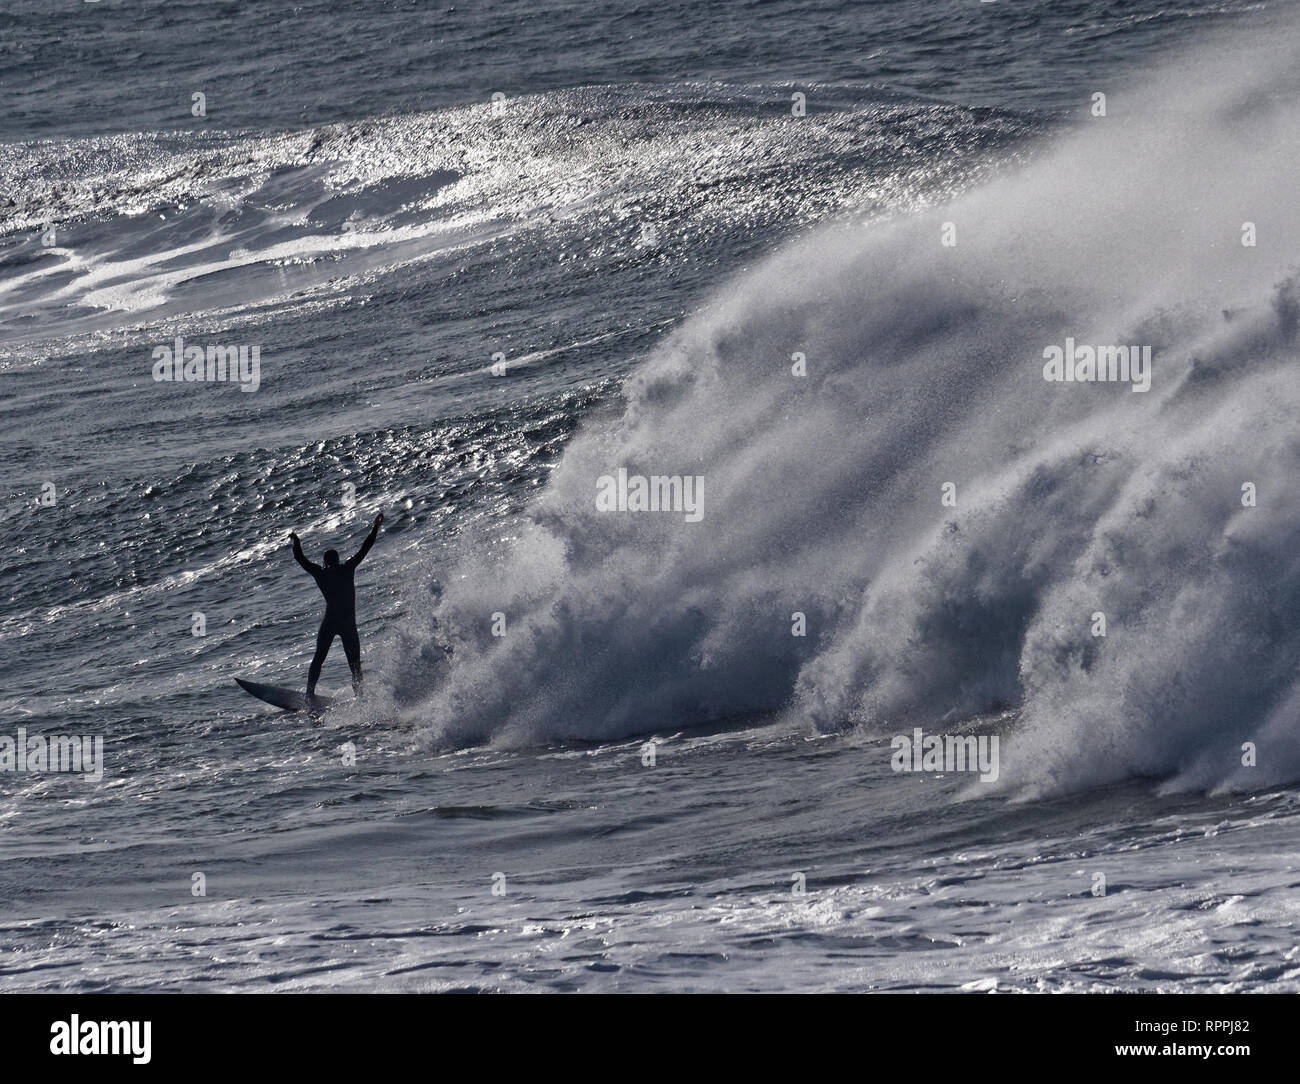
[{"left": 323, "top": 549, "right": 340, "bottom": 567}]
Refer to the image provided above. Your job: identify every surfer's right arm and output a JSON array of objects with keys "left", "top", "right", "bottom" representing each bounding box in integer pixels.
[
  {"left": 346, "top": 513, "right": 383, "bottom": 568},
  {"left": 289, "top": 532, "right": 320, "bottom": 573}
]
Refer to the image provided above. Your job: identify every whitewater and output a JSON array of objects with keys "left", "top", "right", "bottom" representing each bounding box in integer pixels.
[
  {"left": 395, "top": 29, "right": 1300, "bottom": 797},
  {"left": 1, "top": 0, "right": 1299, "bottom": 991}
]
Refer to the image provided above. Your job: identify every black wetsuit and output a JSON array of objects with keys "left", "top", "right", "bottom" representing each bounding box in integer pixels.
[{"left": 293, "top": 523, "right": 378, "bottom": 697}]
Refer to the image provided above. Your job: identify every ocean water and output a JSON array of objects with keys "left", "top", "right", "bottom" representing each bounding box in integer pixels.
[{"left": 2, "top": 0, "right": 1300, "bottom": 991}]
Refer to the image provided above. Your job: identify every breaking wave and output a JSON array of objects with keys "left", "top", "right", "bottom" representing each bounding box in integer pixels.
[{"left": 391, "top": 20, "right": 1300, "bottom": 796}]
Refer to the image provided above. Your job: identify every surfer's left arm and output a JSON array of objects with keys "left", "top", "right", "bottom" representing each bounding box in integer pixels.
[
  {"left": 289, "top": 532, "right": 320, "bottom": 574},
  {"left": 347, "top": 513, "right": 383, "bottom": 568}
]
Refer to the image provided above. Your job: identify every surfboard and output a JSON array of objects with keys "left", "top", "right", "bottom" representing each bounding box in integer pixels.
[{"left": 235, "top": 678, "right": 333, "bottom": 715}]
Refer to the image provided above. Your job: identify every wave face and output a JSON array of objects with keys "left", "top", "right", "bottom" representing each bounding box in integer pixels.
[{"left": 392, "top": 21, "right": 1300, "bottom": 796}]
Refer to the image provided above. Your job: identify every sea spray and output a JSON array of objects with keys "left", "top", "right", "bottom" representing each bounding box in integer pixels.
[{"left": 396, "top": 19, "right": 1300, "bottom": 797}]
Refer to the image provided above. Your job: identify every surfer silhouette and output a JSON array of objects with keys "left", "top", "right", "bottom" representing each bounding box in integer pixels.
[{"left": 289, "top": 513, "right": 383, "bottom": 702}]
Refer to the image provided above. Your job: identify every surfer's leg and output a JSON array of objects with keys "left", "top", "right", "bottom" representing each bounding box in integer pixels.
[
  {"left": 340, "top": 624, "right": 362, "bottom": 696},
  {"left": 307, "top": 619, "right": 335, "bottom": 696}
]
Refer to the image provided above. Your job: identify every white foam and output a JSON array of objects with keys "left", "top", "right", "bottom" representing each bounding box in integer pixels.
[{"left": 391, "top": 19, "right": 1300, "bottom": 795}]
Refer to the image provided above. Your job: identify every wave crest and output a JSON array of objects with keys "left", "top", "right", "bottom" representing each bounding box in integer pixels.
[{"left": 394, "top": 22, "right": 1300, "bottom": 795}]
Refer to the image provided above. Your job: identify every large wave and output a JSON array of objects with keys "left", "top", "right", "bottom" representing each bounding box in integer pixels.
[{"left": 390, "top": 21, "right": 1300, "bottom": 795}]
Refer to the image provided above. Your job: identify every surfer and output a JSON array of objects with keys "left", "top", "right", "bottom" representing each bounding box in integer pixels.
[{"left": 289, "top": 512, "right": 383, "bottom": 701}]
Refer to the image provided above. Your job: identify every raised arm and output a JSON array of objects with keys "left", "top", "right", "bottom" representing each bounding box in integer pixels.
[
  {"left": 289, "top": 532, "right": 320, "bottom": 574},
  {"left": 347, "top": 513, "right": 383, "bottom": 568}
]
